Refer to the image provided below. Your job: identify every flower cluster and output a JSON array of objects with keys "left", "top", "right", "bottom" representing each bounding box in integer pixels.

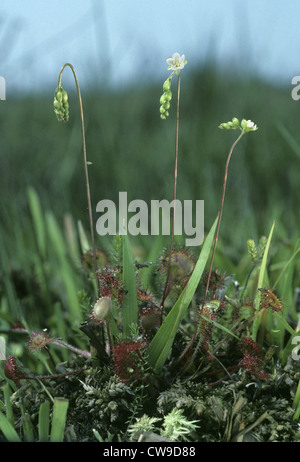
[
  {"left": 247, "top": 236, "right": 267, "bottom": 266},
  {"left": 219, "top": 117, "right": 258, "bottom": 133},
  {"left": 53, "top": 86, "right": 69, "bottom": 122},
  {"left": 159, "top": 52, "right": 187, "bottom": 120},
  {"left": 159, "top": 77, "right": 172, "bottom": 120}
]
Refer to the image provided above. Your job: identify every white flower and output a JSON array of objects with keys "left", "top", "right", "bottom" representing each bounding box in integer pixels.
[
  {"left": 166, "top": 52, "right": 187, "bottom": 71},
  {"left": 241, "top": 119, "right": 258, "bottom": 132}
]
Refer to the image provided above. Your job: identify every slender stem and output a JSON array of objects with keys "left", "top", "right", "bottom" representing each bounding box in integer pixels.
[
  {"left": 239, "top": 264, "right": 255, "bottom": 303},
  {"left": 58, "top": 63, "right": 100, "bottom": 297},
  {"left": 177, "top": 130, "right": 245, "bottom": 367},
  {"left": 51, "top": 339, "right": 91, "bottom": 358},
  {"left": 22, "top": 367, "right": 88, "bottom": 381},
  {"left": 202, "top": 130, "right": 244, "bottom": 309},
  {"left": 161, "top": 73, "right": 181, "bottom": 312}
]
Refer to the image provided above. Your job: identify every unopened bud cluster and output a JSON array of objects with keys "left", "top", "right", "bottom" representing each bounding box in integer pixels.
[
  {"left": 159, "top": 78, "right": 172, "bottom": 120},
  {"left": 219, "top": 117, "right": 258, "bottom": 133},
  {"left": 218, "top": 117, "right": 240, "bottom": 130},
  {"left": 247, "top": 239, "right": 258, "bottom": 264},
  {"left": 159, "top": 52, "right": 187, "bottom": 120},
  {"left": 247, "top": 236, "right": 267, "bottom": 266},
  {"left": 53, "top": 86, "right": 69, "bottom": 122}
]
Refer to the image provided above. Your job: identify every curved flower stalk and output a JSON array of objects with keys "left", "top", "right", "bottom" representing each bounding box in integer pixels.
[
  {"left": 54, "top": 63, "right": 100, "bottom": 296},
  {"left": 180, "top": 118, "right": 258, "bottom": 369},
  {"left": 202, "top": 118, "right": 258, "bottom": 308}
]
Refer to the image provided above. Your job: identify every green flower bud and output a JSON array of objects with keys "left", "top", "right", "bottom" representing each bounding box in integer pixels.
[
  {"left": 163, "top": 78, "right": 171, "bottom": 92},
  {"left": 247, "top": 239, "right": 258, "bottom": 265},
  {"left": 218, "top": 122, "right": 231, "bottom": 130},
  {"left": 56, "top": 91, "right": 63, "bottom": 102},
  {"left": 159, "top": 77, "right": 173, "bottom": 120},
  {"left": 92, "top": 296, "right": 112, "bottom": 322},
  {"left": 53, "top": 86, "right": 69, "bottom": 122},
  {"left": 53, "top": 100, "right": 61, "bottom": 110},
  {"left": 165, "top": 90, "right": 172, "bottom": 101},
  {"left": 219, "top": 117, "right": 257, "bottom": 133},
  {"left": 241, "top": 119, "right": 247, "bottom": 129},
  {"left": 257, "top": 236, "right": 267, "bottom": 259}
]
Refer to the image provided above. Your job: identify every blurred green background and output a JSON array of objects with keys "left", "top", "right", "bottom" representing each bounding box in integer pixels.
[
  {"left": 1, "top": 66, "right": 299, "bottom": 256},
  {"left": 0, "top": 63, "right": 300, "bottom": 361}
]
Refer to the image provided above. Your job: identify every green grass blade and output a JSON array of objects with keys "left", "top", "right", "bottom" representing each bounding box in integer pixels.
[
  {"left": 3, "top": 383, "right": 14, "bottom": 427},
  {"left": 274, "top": 244, "right": 300, "bottom": 322},
  {"left": 27, "top": 187, "right": 47, "bottom": 258},
  {"left": 272, "top": 311, "right": 296, "bottom": 337},
  {"left": 38, "top": 401, "right": 50, "bottom": 442},
  {"left": 252, "top": 221, "right": 275, "bottom": 341},
  {"left": 293, "top": 402, "right": 300, "bottom": 421},
  {"left": 200, "top": 314, "right": 239, "bottom": 340},
  {"left": 273, "top": 245, "right": 300, "bottom": 290},
  {"left": 93, "top": 428, "right": 105, "bottom": 442},
  {"left": 293, "top": 379, "right": 300, "bottom": 411},
  {"left": 21, "top": 408, "right": 35, "bottom": 442},
  {"left": 122, "top": 233, "right": 138, "bottom": 337},
  {"left": 147, "top": 216, "right": 218, "bottom": 373},
  {"left": 277, "top": 122, "right": 300, "bottom": 160},
  {"left": 0, "top": 240, "right": 19, "bottom": 318},
  {"left": 0, "top": 412, "right": 21, "bottom": 442},
  {"left": 46, "top": 211, "right": 82, "bottom": 322},
  {"left": 50, "top": 398, "right": 69, "bottom": 442}
]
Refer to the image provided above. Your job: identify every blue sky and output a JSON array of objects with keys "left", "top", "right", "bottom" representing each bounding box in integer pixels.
[{"left": 1, "top": 0, "right": 300, "bottom": 94}]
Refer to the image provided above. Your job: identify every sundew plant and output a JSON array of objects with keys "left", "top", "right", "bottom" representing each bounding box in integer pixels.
[{"left": 1, "top": 53, "right": 300, "bottom": 443}]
